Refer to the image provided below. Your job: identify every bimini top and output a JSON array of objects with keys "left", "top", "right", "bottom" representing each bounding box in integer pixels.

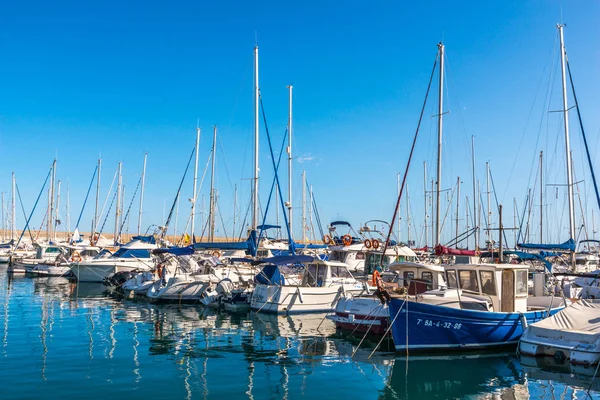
[{"left": 152, "top": 246, "right": 195, "bottom": 256}]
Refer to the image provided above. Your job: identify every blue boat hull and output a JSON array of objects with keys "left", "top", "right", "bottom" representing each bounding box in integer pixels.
[{"left": 388, "top": 298, "right": 563, "bottom": 352}]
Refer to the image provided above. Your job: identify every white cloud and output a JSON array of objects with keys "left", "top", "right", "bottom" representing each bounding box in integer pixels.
[{"left": 297, "top": 154, "right": 315, "bottom": 163}]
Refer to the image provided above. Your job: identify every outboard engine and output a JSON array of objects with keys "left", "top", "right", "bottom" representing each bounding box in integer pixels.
[{"left": 103, "top": 271, "right": 136, "bottom": 288}]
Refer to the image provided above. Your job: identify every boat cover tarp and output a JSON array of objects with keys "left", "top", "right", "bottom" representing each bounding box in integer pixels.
[
  {"left": 505, "top": 250, "right": 553, "bottom": 272},
  {"left": 570, "top": 270, "right": 600, "bottom": 287},
  {"left": 152, "top": 246, "right": 195, "bottom": 256},
  {"left": 193, "top": 230, "right": 258, "bottom": 256},
  {"left": 517, "top": 239, "right": 575, "bottom": 252},
  {"left": 434, "top": 244, "right": 478, "bottom": 256},
  {"left": 523, "top": 299, "right": 600, "bottom": 345},
  {"left": 132, "top": 235, "right": 156, "bottom": 244},
  {"left": 255, "top": 264, "right": 285, "bottom": 285}
]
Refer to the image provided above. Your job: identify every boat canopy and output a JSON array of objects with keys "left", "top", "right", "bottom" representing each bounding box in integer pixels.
[
  {"left": 505, "top": 251, "right": 553, "bottom": 271},
  {"left": 112, "top": 248, "right": 152, "bottom": 259},
  {"left": 132, "top": 235, "right": 156, "bottom": 244},
  {"left": 152, "top": 246, "right": 195, "bottom": 256},
  {"left": 329, "top": 221, "right": 351, "bottom": 227},
  {"left": 255, "top": 264, "right": 285, "bottom": 285},
  {"left": 517, "top": 239, "right": 575, "bottom": 252},
  {"left": 434, "top": 244, "right": 478, "bottom": 256},
  {"left": 193, "top": 230, "right": 258, "bottom": 255},
  {"left": 257, "top": 224, "right": 281, "bottom": 231}
]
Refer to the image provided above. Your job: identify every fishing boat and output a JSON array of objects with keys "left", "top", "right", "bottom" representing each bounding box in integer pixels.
[
  {"left": 519, "top": 299, "right": 600, "bottom": 366},
  {"left": 329, "top": 262, "right": 446, "bottom": 334},
  {"left": 28, "top": 245, "right": 101, "bottom": 277},
  {"left": 250, "top": 255, "right": 366, "bottom": 314},
  {"left": 387, "top": 262, "right": 567, "bottom": 352},
  {"left": 70, "top": 236, "right": 156, "bottom": 282},
  {"left": 9, "top": 243, "right": 67, "bottom": 273}
]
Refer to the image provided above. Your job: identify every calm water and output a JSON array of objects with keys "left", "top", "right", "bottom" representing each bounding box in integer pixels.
[{"left": 0, "top": 265, "right": 598, "bottom": 399}]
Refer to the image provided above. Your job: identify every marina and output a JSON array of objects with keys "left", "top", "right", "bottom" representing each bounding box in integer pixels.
[{"left": 2, "top": 2, "right": 600, "bottom": 399}]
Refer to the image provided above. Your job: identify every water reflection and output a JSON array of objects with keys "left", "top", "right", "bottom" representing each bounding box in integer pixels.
[{"left": 1, "top": 270, "right": 599, "bottom": 399}]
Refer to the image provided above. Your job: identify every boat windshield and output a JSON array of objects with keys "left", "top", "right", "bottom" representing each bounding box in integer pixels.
[{"left": 111, "top": 248, "right": 152, "bottom": 259}]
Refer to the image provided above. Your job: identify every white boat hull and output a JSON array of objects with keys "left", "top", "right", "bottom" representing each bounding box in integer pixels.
[
  {"left": 71, "top": 260, "right": 153, "bottom": 282},
  {"left": 250, "top": 284, "right": 364, "bottom": 314}
]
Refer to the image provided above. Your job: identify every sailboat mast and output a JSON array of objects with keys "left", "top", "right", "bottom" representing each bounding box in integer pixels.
[
  {"left": 435, "top": 42, "right": 445, "bottom": 247},
  {"left": 302, "top": 170, "right": 306, "bottom": 244},
  {"left": 423, "top": 161, "right": 427, "bottom": 248},
  {"left": 558, "top": 24, "right": 576, "bottom": 249},
  {"left": 209, "top": 126, "right": 217, "bottom": 241},
  {"left": 539, "top": 151, "right": 543, "bottom": 242},
  {"left": 471, "top": 136, "right": 478, "bottom": 249},
  {"left": 11, "top": 172, "right": 15, "bottom": 242},
  {"left": 455, "top": 177, "right": 460, "bottom": 248},
  {"left": 397, "top": 173, "right": 401, "bottom": 240},
  {"left": 66, "top": 182, "right": 70, "bottom": 236},
  {"left": 406, "top": 185, "right": 411, "bottom": 246},
  {"left": 287, "top": 85, "right": 293, "bottom": 238},
  {"left": 1, "top": 192, "right": 4, "bottom": 242},
  {"left": 191, "top": 127, "right": 200, "bottom": 240},
  {"left": 94, "top": 158, "right": 101, "bottom": 236},
  {"left": 233, "top": 184, "right": 237, "bottom": 239},
  {"left": 253, "top": 46, "right": 260, "bottom": 232},
  {"left": 55, "top": 180, "right": 61, "bottom": 241},
  {"left": 138, "top": 152, "right": 147, "bottom": 235},
  {"left": 114, "top": 162, "right": 122, "bottom": 246},
  {"left": 486, "top": 162, "right": 491, "bottom": 249}
]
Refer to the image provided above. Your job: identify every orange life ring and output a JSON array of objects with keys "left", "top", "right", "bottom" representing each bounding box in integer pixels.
[
  {"left": 71, "top": 252, "right": 82, "bottom": 263},
  {"left": 212, "top": 250, "right": 222, "bottom": 258},
  {"left": 342, "top": 234, "right": 352, "bottom": 246},
  {"left": 323, "top": 234, "right": 332, "bottom": 245},
  {"left": 364, "top": 239, "right": 372, "bottom": 249},
  {"left": 157, "top": 264, "right": 163, "bottom": 279},
  {"left": 372, "top": 270, "right": 381, "bottom": 286},
  {"left": 372, "top": 239, "right": 381, "bottom": 250}
]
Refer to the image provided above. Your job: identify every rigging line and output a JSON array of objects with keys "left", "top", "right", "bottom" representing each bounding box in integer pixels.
[
  {"left": 258, "top": 93, "right": 294, "bottom": 247},
  {"left": 566, "top": 58, "right": 600, "bottom": 213},
  {"left": 381, "top": 51, "right": 438, "bottom": 258},
  {"left": 118, "top": 176, "right": 142, "bottom": 236},
  {"left": 216, "top": 197, "right": 230, "bottom": 241},
  {"left": 98, "top": 190, "right": 117, "bottom": 237},
  {"left": 180, "top": 147, "right": 212, "bottom": 238},
  {"left": 74, "top": 165, "right": 98, "bottom": 231},
  {"left": 97, "top": 167, "right": 119, "bottom": 229},
  {"left": 306, "top": 179, "right": 325, "bottom": 241},
  {"left": 14, "top": 167, "right": 52, "bottom": 250},
  {"left": 162, "top": 146, "right": 195, "bottom": 238},
  {"left": 216, "top": 135, "right": 235, "bottom": 194},
  {"left": 503, "top": 32, "right": 559, "bottom": 203},
  {"left": 14, "top": 183, "right": 35, "bottom": 242}
]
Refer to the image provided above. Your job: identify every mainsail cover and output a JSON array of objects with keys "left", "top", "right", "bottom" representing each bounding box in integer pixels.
[
  {"left": 517, "top": 239, "right": 575, "bottom": 252},
  {"left": 434, "top": 245, "right": 478, "bottom": 256}
]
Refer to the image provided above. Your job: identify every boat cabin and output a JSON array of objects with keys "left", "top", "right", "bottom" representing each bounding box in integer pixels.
[
  {"left": 35, "top": 244, "right": 66, "bottom": 261},
  {"left": 303, "top": 260, "right": 356, "bottom": 287},
  {"left": 384, "top": 262, "right": 447, "bottom": 294},
  {"left": 443, "top": 263, "right": 529, "bottom": 313}
]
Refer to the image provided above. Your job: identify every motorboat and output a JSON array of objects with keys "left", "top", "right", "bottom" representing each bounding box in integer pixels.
[{"left": 519, "top": 299, "right": 600, "bottom": 366}]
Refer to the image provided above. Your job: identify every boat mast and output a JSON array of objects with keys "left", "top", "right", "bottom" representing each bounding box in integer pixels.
[
  {"left": 55, "top": 180, "right": 61, "bottom": 241},
  {"left": 1, "top": 192, "right": 4, "bottom": 242},
  {"left": 397, "top": 173, "right": 401, "bottom": 240},
  {"left": 191, "top": 127, "right": 200, "bottom": 240},
  {"left": 209, "top": 126, "right": 217, "bottom": 242},
  {"left": 406, "top": 184, "right": 411, "bottom": 246},
  {"left": 114, "top": 162, "right": 122, "bottom": 246},
  {"left": 486, "top": 162, "right": 491, "bottom": 250},
  {"left": 286, "top": 85, "right": 293, "bottom": 239},
  {"left": 435, "top": 42, "right": 445, "bottom": 248},
  {"left": 471, "top": 136, "right": 478, "bottom": 249},
  {"left": 309, "top": 184, "right": 314, "bottom": 242},
  {"left": 558, "top": 24, "right": 576, "bottom": 262},
  {"left": 302, "top": 170, "right": 306, "bottom": 244},
  {"left": 423, "top": 161, "right": 427, "bottom": 248},
  {"left": 253, "top": 45, "right": 260, "bottom": 233},
  {"left": 48, "top": 159, "right": 56, "bottom": 242},
  {"left": 138, "top": 152, "right": 147, "bottom": 235},
  {"left": 455, "top": 177, "right": 460, "bottom": 248},
  {"left": 233, "top": 184, "right": 237, "bottom": 239},
  {"left": 539, "top": 151, "right": 543, "bottom": 242},
  {"left": 94, "top": 158, "right": 101, "bottom": 237},
  {"left": 66, "top": 182, "right": 70, "bottom": 236},
  {"left": 11, "top": 172, "right": 15, "bottom": 242}
]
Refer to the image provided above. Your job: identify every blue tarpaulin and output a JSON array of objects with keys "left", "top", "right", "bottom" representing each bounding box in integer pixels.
[
  {"left": 517, "top": 239, "right": 575, "bottom": 252},
  {"left": 255, "top": 264, "right": 285, "bottom": 285},
  {"left": 132, "top": 235, "right": 156, "bottom": 245}
]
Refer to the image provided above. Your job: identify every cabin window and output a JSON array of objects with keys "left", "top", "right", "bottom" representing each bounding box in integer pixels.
[
  {"left": 306, "top": 264, "right": 318, "bottom": 286},
  {"left": 46, "top": 247, "right": 61, "bottom": 253},
  {"left": 480, "top": 271, "right": 496, "bottom": 295},
  {"left": 356, "top": 252, "right": 365, "bottom": 260},
  {"left": 422, "top": 271, "right": 433, "bottom": 290},
  {"left": 334, "top": 266, "right": 353, "bottom": 278},
  {"left": 458, "top": 270, "right": 480, "bottom": 293},
  {"left": 403, "top": 271, "right": 414, "bottom": 287},
  {"left": 515, "top": 270, "right": 528, "bottom": 296},
  {"left": 446, "top": 270, "right": 458, "bottom": 288}
]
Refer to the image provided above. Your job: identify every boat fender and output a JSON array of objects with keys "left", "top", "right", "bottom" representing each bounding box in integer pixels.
[
  {"left": 518, "top": 312, "right": 528, "bottom": 330},
  {"left": 296, "top": 287, "right": 304, "bottom": 303}
]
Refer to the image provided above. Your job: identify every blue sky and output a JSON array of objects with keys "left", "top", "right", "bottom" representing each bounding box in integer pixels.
[{"left": 1, "top": 1, "right": 599, "bottom": 248}]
